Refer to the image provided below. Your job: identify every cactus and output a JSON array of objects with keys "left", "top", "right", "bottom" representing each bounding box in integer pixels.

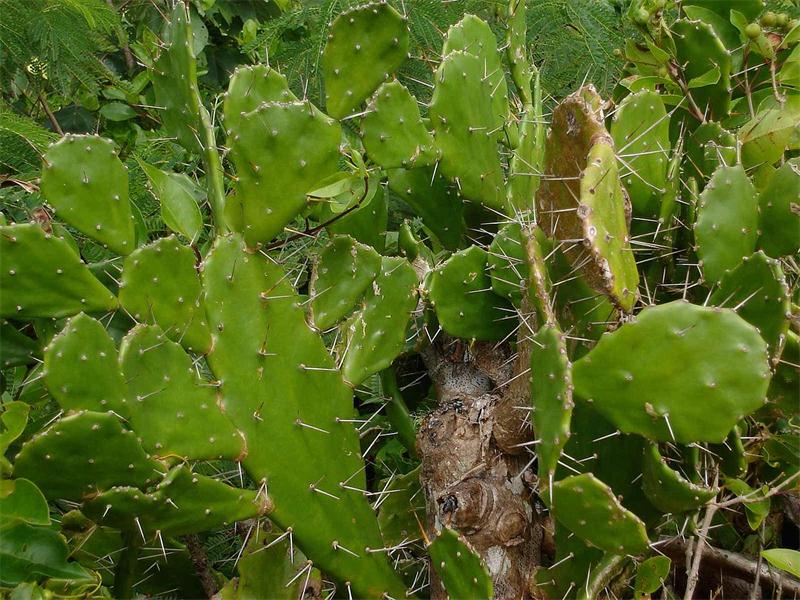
[
  {"left": 642, "top": 443, "right": 718, "bottom": 513},
  {"left": 322, "top": 2, "right": 410, "bottom": 119},
  {"left": 487, "top": 223, "right": 529, "bottom": 306},
  {"left": 0, "top": 223, "right": 118, "bottom": 318},
  {"left": 43, "top": 313, "right": 129, "bottom": 416},
  {"left": 757, "top": 159, "right": 800, "bottom": 257},
  {"left": 427, "top": 246, "right": 516, "bottom": 341},
  {"left": 428, "top": 527, "right": 493, "bottom": 600},
  {"left": 309, "top": 235, "right": 382, "bottom": 331},
  {"left": 227, "top": 101, "right": 341, "bottom": 246},
  {"left": 573, "top": 301, "right": 770, "bottom": 442},
  {"left": 120, "top": 236, "right": 212, "bottom": 354},
  {"left": 551, "top": 473, "right": 650, "bottom": 554},
  {"left": 340, "top": 256, "right": 418, "bottom": 387},
  {"left": 223, "top": 65, "right": 296, "bottom": 132},
  {"left": 361, "top": 81, "right": 436, "bottom": 169},
  {"left": 695, "top": 164, "right": 759, "bottom": 285},
  {"left": 40, "top": 135, "right": 135, "bottom": 255},
  {"left": 13, "top": 411, "right": 162, "bottom": 501}
]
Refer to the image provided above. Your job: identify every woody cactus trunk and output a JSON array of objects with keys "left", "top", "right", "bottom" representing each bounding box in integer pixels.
[{"left": 1, "top": 0, "right": 799, "bottom": 598}]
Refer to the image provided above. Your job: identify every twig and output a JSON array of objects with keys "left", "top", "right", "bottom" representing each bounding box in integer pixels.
[
  {"left": 106, "top": 0, "right": 136, "bottom": 73},
  {"left": 38, "top": 93, "right": 63, "bottom": 135},
  {"left": 184, "top": 534, "right": 219, "bottom": 598},
  {"left": 655, "top": 537, "right": 800, "bottom": 597},
  {"left": 684, "top": 486, "right": 718, "bottom": 600}
]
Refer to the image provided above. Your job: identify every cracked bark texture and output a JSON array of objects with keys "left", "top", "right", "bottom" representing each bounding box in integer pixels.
[{"left": 417, "top": 334, "right": 542, "bottom": 599}]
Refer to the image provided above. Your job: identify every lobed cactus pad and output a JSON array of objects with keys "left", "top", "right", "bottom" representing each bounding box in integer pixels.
[
  {"left": 0, "top": 223, "right": 118, "bottom": 318},
  {"left": 322, "top": 2, "right": 409, "bottom": 119},
  {"left": 642, "top": 443, "right": 718, "bottom": 513},
  {"left": 757, "top": 159, "right": 800, "bottom": 257},
  {"left": 223, "top": 64, "right": 296, "bottom": 132},
  {"left": 120, "top": 236, "right": 212, "bottom": 354},
  {"left": 488, "top": 223, "right": 529, "bottom": 306},
  {"left": 40, "top": 135, "right": 135, "bottom": 255},
  {"left": 573, "top": 301, "right": 770, "bottom": 443},
  {"left": 428, "top": 527, "right": 493, "bottom": 600}
]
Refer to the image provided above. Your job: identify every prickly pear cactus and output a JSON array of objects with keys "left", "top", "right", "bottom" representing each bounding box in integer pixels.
[{"left": 1, "top": 0, "right": 798, "bottom": 598}]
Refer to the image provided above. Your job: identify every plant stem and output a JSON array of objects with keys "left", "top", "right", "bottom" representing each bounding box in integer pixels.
[
  {"left": 184, "top": 533, "right": 219, "bottom": 598},
  {"left": 113, "top": 529, "right": 142, "bottom": 599},
  {"left": 380, "top": 367, "right": 417, "bottom": 457},
  {"left": 199, "top": 108, "right": 228, "bottom": 234}
]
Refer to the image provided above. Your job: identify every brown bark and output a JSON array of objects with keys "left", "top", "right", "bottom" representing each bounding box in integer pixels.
[{"left": 417, "top": 336, "right": 543, "bottom": 599}]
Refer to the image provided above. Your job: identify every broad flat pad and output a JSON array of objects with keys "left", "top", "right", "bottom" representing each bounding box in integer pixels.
[
  {"left": 323, "top": 2, "right": 409, "bottom": 119},
  {"left": 428, "top": 246, "right": 516, "bottom": 341},
  {"left": 228, "top": 101, "right": 342, "bottom": 246},
  {"left": 429, "top": 527, "right": 493, "bottom": 600},
  {"left": 202, "top": 234, "right": 405, "bottom": 598},
  {"left": 642, "top": 444, "right": 717, "bottom": 513},
  {"left": 120, "top": 236, "right": 212, "bottom": 353},
  {"left": 573, "top": 301, "right": 770, "bottom": 443},
  {"left": 151, "top": 4, "right": 205, "bottom": 154},
  {"left": 310, "top": 235, "right": 381, "bottom": 331},
  {"left": 429, "top": 51, "right": 507, "bottom": 213},
  {"left": 488, "top": 223, "right": 529, "bottom": 306},
  {"left": 341, "top": 256, "right": 418, "bottom": 387},
  {"left": 611, "top": 90, "right": 670, "bottom": 218},
  {"left": 0, "top": 223, "right": 118, "bottom": 318},
  {"left": 758, "top": 159, "right": 799, "bottom": 257},
  {"left": 44, "top": 313, "right": 129, "bottom": 417},
  {"left": 531, "top": 324, "right": 573, "bottom": 478},
  {"left": 552, "top": 473, "right": 649, "bottom": 554},
  {"left": 120, "top": 325, "right": 244, "bottom": 460},
  {"left": 536, "top": 87, "right": 638, "bottom": 311},
  {"left": 223, "top": 64, "right": 296, "bottom": 132},
  {"left": 709, "top": 251, "right": 790, "bottom": 356},
  {"left": 695, "top": 164, "right": 759, "bottom": 285},
  {"left": 672, "top": 19, "right": 731, "bottom": 120},
  {"left": 40, "top": 135, "right": 135, "bottom": 255},
  {"left": 82, "top": 466, "right": 266, "bottom": 537},
  {"left": 13, "top": 411, "right": 162, "bottom": 501},
  {"left": 442, "top": 15, "right": 509, "bottom": 137},
  {"left": 361, "top": 81, "right": 436, "bottom": 169},
  {"left": 387, "top": 167, "right": 465, "bottom": 249},
  {"left": 580, "top": 142, "right": 639, "bottom": 311}
]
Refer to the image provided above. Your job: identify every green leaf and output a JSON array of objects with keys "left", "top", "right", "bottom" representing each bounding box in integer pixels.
[
  {"left": 0, "top": 519, "right": 93, "bottom": 587},
  {"left": 725, "top": 479, "right": 770, "bottom": 530},
  {"left": 634, "top": 556, "right": 671, "bottom": 597},
  {"left": 0, "top": 401, "right": 29, "bottom": 454},
  {"left": 0, "top": 479, "right": 50, "bottom": 526},
  {"left": 761, "top": 549, "right": 800, "bottom": 578},
  {"left": 99, "top": 101, "right": 138, "bottom": 121},
  {"left": 138, "top": 161, "right": 204, "bottom": 243}
]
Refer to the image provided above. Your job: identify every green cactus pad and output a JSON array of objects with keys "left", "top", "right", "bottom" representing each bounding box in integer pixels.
[
  {"left": 579, "top": 142, "right": 640, "bottom": 312},
  {"left": 13, "top": 411, "right": 162, "bottom": 501},
  {"left": 40, "top": 135, "right": 135, "bottom": 255},
  {"left": 573, "top": 301, "right": 770, "bottom": 443},
  {"left": 202, "top": 234, "right": 406, "bottom": 598},
  {"left": 709, "top": 251, "right": 790, "bottom": 355},
  {"left": 758, "top": 159, "right": 800, "bottom": 257},
  {"left": 120, "top": 325, "right": 244, "bottom": 460},
  {"left": 377, "top": 466, "right": 424, "bottom": 547},
  {"left": 551, "top": 473, "right": 650, "bottom": 554},
  {"left": 325, "top": 179, "right": 388, "bottom": 251},
  {"left": 428, "top": 527, "right": 493, "bottom": 600},
  {"left": 223, "top": 64, "right": 296, "bottom": 132},
  {"left": 672, "top": 19, "right": 732, "bottom": 120},
  {"left": 0, "top": 223, "right": 118, "bottom": 318},
  {"left": 488, "top": 223, "right": 529, "bottom": 306},
  {"left": 387, "top": 167, "right": 465, "bottom": 249},
  {"left": 341, "top": 256, "right": 418, "bottom": 387},
  {"left": 531, "top": 324, "right": 573, "bottom": 478},
  {"left": 507, "top": 72, "right": 544, "bottom": 212},
  {"left": 695, "top": 164, "right": 759, "bottom": 285},
  {"left": 429, "top": 51, "right": 507, "bottom": 213},
  {"left": 228, "top": 101, "right": 342, "bottom": 246},
  {"left": 310, "top": 235, "right": 381, "bottom": 331},
  {"left": 712, "top": 425, "right": 747, "bottom": 478},
  {"left": 83, "top": 466, "right": 268, "bottom": 537},
  {"left": 43, "top": 313, "right": 129, "bottom": 417},
  {"left": 151, "top": 4, "right": 206, "bottom": 154},
  {"left": 428, "top": 246, "right": 516, "bottom": 341},
  {"left": 611, "top": 90, "right": 671, "bottom": 218},
  {"left": 685, "top": 121, "right": 737, "bottom": 181},
  {"left": 361, "top": 81, "right": 436, "bottom": 169},
  {"left": 535, "top": 522, "right": 604, "bottom": 600},
  {"left": 322, "top": 2, "right": 409, "bottom": 119},
  {"left": 442, "top": 15, "right": 510, "bottom": 137},
  {"left": 642, "top": 443, "right": 718, "bottom": 513},
  {"left": 536, "top": 87, "right": 638, "bottom": 312},
  {"left": 120, "top": 236, "right": 211, "bottom": 354}
]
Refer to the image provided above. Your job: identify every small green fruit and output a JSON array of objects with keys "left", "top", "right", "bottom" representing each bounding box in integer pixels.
[
  {"left": 746, "top": 22, "right": 762, "bottom": 39},
  {"left": 634, "top": 8, "right": 650, "bottom": 25},
  {"left": 761, "top": 11, "right": 777, "bottom": 27},
  {"left": 776, "top": 13, "right": 788, "bottom": 27}
]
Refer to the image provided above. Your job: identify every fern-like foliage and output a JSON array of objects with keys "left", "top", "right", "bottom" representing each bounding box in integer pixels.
[
  {"left": 0, "top": 0, "right": 122, "bottom": 95},
  {"left": 0, "top": 108, "right": 57, "bottom": 176},
  {"left": 244, "top": 0, "right": 631, "bottom": 106}
]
